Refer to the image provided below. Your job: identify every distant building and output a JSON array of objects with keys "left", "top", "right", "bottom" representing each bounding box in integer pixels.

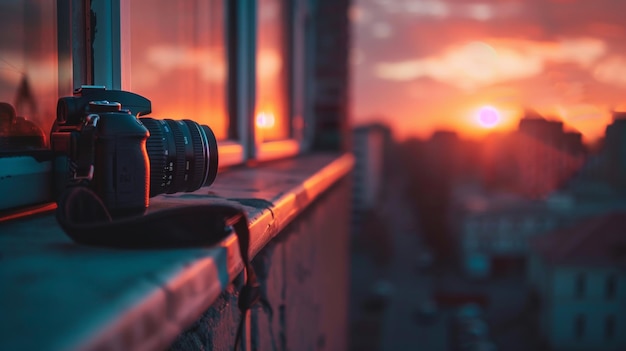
[
  {"left": 351, "top": 123, "right": 392, "bottom": 231},
  {"left": 528, "top": 213, "right": 626, "bottom": 351},
  {"left": 406, "top": 131, "right": 482, "bottom": 260},
  {"left": 423, "top": 130, "right": 481, "bottom": 183},
  {"left": 602, "top": 113, "right": 626, "bottom": 194},
  {"left": 562, "top": 111, "right": 626, "bottom": 201},
  {"left": 482, "top": 112, "right": 586, "bottom": 199},
  {"left": 451, "top": 189, "right": 564, "bottom": 279},
  {"left": 451, "top": 184, "right": 626, "bottom": 280}
]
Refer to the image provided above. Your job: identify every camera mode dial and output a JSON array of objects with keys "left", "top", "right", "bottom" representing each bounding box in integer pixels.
[{"left": 89, "top": 101, "right": 122, "bottom": 113}]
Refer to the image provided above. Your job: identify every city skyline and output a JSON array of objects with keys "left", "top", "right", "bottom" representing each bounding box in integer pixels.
[{"left": 352, "top": 0, "right": 626, "bottom": 142}]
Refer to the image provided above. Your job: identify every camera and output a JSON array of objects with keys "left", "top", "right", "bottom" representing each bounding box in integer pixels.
[{"left": 50, "top": 86, "right": 218, "bottom": 216}]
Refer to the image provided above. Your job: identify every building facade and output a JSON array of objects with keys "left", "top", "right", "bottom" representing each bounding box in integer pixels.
[
  {"left": 528, "top": 213, "right": 626, "bottom": 351},
  {"left": 454, "top": 194, "right": 564, "bottom": 279}
]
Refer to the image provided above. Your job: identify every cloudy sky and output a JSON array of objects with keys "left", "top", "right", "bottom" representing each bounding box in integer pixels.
[{"left": 351, "top": 0, "right": 626, "bottom": 141}]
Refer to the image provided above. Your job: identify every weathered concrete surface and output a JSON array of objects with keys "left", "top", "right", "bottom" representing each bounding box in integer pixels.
[
  {"left": 0, "top": 154, "right": 352, "bottom": 351},
  {"left": 169, "top": 179, "right": 352, "bottom": 351}
]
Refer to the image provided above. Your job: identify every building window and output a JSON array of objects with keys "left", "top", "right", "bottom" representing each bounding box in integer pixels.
[
  {"left": 575, "top": 273, "right": 586, "bottom": 299},
  {"left": 0, "top": 0, "right": 71, "bottom": 151},
  {"left": 255, "top": 0, "right": 288, "bottom": 142},
  {"left": 465, "top": 237, "right": 478, "bottom": 250},
  {"left": 465, "top": 220, "right": 478, "bottom": 235},
  {"left": 606, "top": 274, "right": 617, "bottom": 300},
  {"left": 128, "top": 0, "right": 229, "bottom": 140},
  {"left": 523, "top": 218, "right": 534, "bottom": 232},
  {"left": 605, "top": 315, "right": 615, "bottom": 340},
  {"left": 574, "top": 314, "right": 586, "bottom": 340}
]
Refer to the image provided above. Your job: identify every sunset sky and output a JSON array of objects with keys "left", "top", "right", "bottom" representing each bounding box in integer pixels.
[{"left": 351, "top": 0, "right": 626, "bottom": 142}]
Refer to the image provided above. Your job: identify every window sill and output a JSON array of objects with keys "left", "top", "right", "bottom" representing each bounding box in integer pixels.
[
  {"left": 217, "top": 140, "right": 245, "bottom": 167},
  {"left": 256, "top": 139, "right": 301, "bottom": 161},
  {"left": 0, "top": 152, "right": 354, "bottom": 351}
]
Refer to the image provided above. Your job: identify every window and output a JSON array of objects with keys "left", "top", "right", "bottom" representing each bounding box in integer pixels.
[
  {"left": 465, "top": 220, "right": 478, "bottom": 235},
  {"left": 0, "top": 0, "right": 71, "bottom": 151},
  {"left": 606, "top": 274, "right": 617, "bottom": 300},
  {"left": 253, "top": 0, "right": 306, "bottom": 161},
  {"left": 255, "top": 0, "right": 288, "bottom": 142},
  {"left": 523, "top": 218, "right": 534, "bottom": 232},
  {"left": 575, "top": 273, "right": 586, "bottom": 299},
  {"left": 574, "top": 314, "right": 586, "bottom": 340},
  {"left": 498, "top": 217, "right": 511, "bottom": 232},
  {"left": 0, "top": 1, "right": 75, "bottom": 213},
  {"left": 605, "top": 315, "right": 615, "bottom": 340},
  {"left": 1, "top": 0, "right": 317, "bottom": 214},
  {"left": 465, "top": 236, "right": 478, "bottom": 250},
  {"left": 127, "top": 0, "right": 229, "bottom": 140}
]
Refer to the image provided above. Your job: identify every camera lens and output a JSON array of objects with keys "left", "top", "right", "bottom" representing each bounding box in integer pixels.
[{"left": 140, "top": 118, "right": 218, "bottom": 197}]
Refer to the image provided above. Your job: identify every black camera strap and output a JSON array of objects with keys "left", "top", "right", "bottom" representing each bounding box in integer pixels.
[{"left": 55, "top": 185, "right": 260, "bottom": 350}]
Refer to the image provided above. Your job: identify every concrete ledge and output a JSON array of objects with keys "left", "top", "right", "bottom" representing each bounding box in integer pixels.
[{"left": 0, "top": 153, "right": 354, "bottom": 351}]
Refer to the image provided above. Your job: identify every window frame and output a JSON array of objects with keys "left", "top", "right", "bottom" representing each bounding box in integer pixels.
[
  {"left": 1, "top": 0, "right": 315, "bottom": 214},
  {"left": 92, "top": 0, "right": 312, "bottom": 167},
  {"left": 0, "top": 0, "right": 76, "bottom": 213},
  {"left": 605, "top": 314, "right": 615, "bottom": 340},
  {"left": 253, "top": 0, "right": 311, "bottom": 161},
  {"left": 575, "top": 272, "right": 586, "bottom": 299},
  {"left": 230, "top": 0, "right": 257, "bottom": 163},
  {"left": 605, "top": 273, "right": 617, "bottom": 300},
  {"left": 574, "top": 313, "right": 586, "bottom": 340},
  {"left": 94, "top": 0, "right": 246, "bottom": 168}
]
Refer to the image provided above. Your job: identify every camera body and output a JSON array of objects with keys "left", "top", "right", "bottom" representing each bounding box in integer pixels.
[{"left": 50, "top": 86, "right": 152, "bottom": 215}]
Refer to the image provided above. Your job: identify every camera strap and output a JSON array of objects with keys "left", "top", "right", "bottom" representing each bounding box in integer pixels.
[
  {"left": 55, "top": 185, "right": 260, "bottom": 349},
  {"left": 73, "top": 115, "right": 98, "bottom": 181}
]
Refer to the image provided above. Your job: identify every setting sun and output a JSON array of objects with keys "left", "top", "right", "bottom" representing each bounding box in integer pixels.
[
  {"left": 255, "top": 111, "right": 276, "bottom": 129},
  {"left": 476, "top": 106, "right": 501, "bottom": 128}
]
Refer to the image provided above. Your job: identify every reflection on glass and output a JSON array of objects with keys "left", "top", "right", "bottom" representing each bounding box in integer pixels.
[
  {"left": 0, "top": 1, "right": 59, "bottom": 150},
  {"left": 129, "top": 0, "right": 228, "bottom": 140},
  {"left": 256, "top": 0, "right": 289, "bottom": 141}
]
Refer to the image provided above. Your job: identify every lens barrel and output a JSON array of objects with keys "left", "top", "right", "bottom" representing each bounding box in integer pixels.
[{"left": 140, "top": 118, "right": 218, "bottom": 197}]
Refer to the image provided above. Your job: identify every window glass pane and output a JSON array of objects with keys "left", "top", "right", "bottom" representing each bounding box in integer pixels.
[
  {"left": 256, "top": 0, "right": 289, "bottom": 141},
  {"left": 0, "top": 1, "right": 60, "bottom": 150},
  {"left": 128, "top": 0, "right": 228, "bottom": 140}
]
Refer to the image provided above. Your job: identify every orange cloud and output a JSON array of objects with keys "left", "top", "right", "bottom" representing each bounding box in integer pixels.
[
  {"left": 593, "top": 55, "right": 626, "bottom": 87},
  {"left": 374, "top": 38, "right": 606, "bottom": 90}
]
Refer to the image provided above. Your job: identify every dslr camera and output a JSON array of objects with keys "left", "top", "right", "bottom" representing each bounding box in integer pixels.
[{"left": 50, "top": 86, "right": 218, "bottom": 216}]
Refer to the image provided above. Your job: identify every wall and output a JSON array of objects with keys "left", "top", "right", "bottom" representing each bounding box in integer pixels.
[
  {"left": 543, "top": 266, "right": 626, "bottom": 351},
  {"left": 169, "top": 178, "right": 351, "bottom": 351}
]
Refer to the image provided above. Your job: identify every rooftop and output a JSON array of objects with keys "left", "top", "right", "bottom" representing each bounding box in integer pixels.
[{"left": 530, "top": 212, "right": 626, "bottom": 266}]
